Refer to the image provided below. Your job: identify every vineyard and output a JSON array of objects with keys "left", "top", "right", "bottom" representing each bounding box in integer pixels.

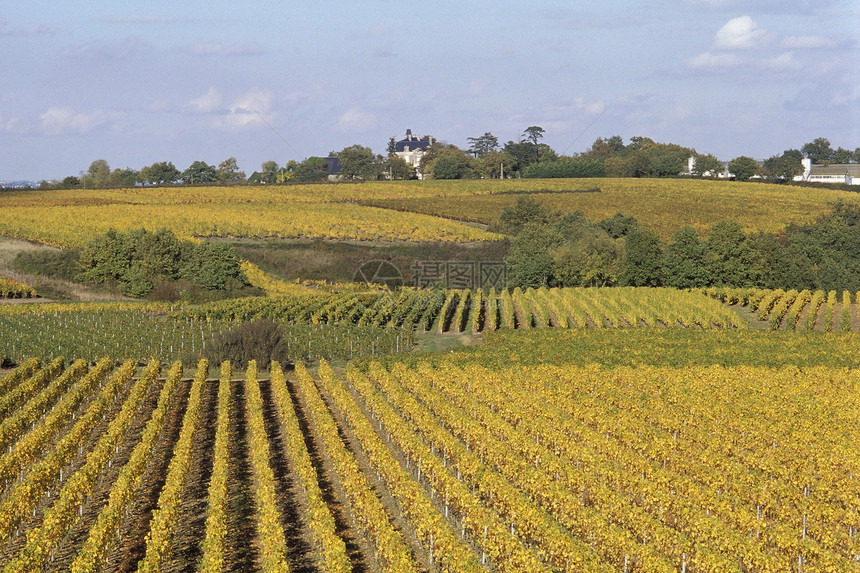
[
  {"left": 1, "top": 179, "right": 858, "bottom": 248},
  {"left": 0, "top": 354, "right": 857, "bottom": 571},
  {"left": 174, "top": 286, "right": 747, "bottom": 332},
  {"left": 706, "top": 288, "right": 860, "bottom": 332}
]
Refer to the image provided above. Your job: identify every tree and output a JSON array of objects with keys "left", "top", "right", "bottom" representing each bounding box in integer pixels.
[
  {"left": 703, "top": 220, "right": 761, "bottom": 286},
  {"left": 477, "top": 149, "right": 514, "bottom": 179},
  {"left": 423, "top": 145, "right": 476, "bottom": 180},
  {"left": 387, "top": 137, "right": 397, "bottom": 155},
  {"left": 664, "top": 227, "right": 708, "bottom": 288},
  {"left": 384, "top": 156, "right": 413, "bottom": 180},
  {"left": 598, "top": 213, "right": 639, "bottom": 239},
  {"left": 727, "top": 156, "right": 758, "bottom": 181},
  {"left": 290, "top": 157, "right": 328, "bottom": 182},
  {"left": 181, "top": 161, "right": 218, "bottom": 184},
  {"left": 763, "top": 149, "right": 803, "bottom": 181},
  {"left": 466, "top": 132, "right": 499, "bottom": 157},
  {"left": 140, "top": 161, "right": 180, "bottom": 185},
  {"left": 80, "top": 159, "right": 110, "bottom": 188},
  {"left": 217, "top": 157, "right": 246, "bottom": 183},
  {"left": 260, "top": 161, "right": 279, "bottom": 183},
  {"left": 801, "top": 137, "right": 834, "bottom": 164},
  {"left": 496, "top": 196, "right": 552, "bottom": 234},
  {"left": 337, "top": 145, "right": 380, "bottom": 180},
  {"left": 620, "top": 226, "right": 664, "bottom": 286},
  {"left": 61, "top": 176, "right": 80, "bottom": 189},
  {"left": 505, "top": 222, "right": 563, "bottom": 288},
  {"left": 692, "top": 154, "right": 724, "bottom": 177},
  {"left": 523, "top": 126, "right": 545, "bottom": 145}
]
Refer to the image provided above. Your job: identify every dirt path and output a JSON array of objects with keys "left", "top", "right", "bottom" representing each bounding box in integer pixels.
[{"left": 106, "top": 379, "right": 191, "bottom": 572}]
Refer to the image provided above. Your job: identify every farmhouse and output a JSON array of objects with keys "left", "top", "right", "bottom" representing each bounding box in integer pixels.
[{"left": 795, "top": 158, "right": 860, "bottom": 185}]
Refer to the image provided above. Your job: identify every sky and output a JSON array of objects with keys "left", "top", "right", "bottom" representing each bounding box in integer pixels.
[{"left": 1, "top": 0, "right": 858, "bottom": 181}]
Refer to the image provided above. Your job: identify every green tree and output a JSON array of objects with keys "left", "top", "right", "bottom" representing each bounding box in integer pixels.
[
  {"left": 260, "top": 160, "right": 279, "bottom": 183},
  {"left": 620, "top": 226, "right": 664, "bottom": 286},
  {"left": 80, "top": 159, "right": 110, "bottom": 188},
  {"left": 763, "top": 149, "right": 803, "bottom": 181},
  {"left": 477, "top": 149, "right": 515, "bottom": 179},
  {"left": 801, "top": 137, "right": 834, "bottom": 164},
  {"left": 505, "top": 222, "right": 562, "bottom": 288},
  {"left": 425, "top": 146, "right": 476, "bottom": 180},
  {"left": 551, "top": 232, "right": 624, "bottom": 287},
  {"left": 466, "top": 132, "right": 499, "bottom": 157},
  {"left": 337, "top": 145, "right": 380, "bottom": 180},
  {"left": 291, "top": 157, "right": 328, "bottom": 182},
  {"left": 496, "top": 196, "right": 552, "bottom": 235},
  {"left": 140, "top": 161, "right": 180, "bottom": 185},
  {"left": 61, "top": 176, "right": 80, "bottom": 189},
  {"left": 181, "top": 161, "right": 218, "bottom": 184},
  {"left": 108, "top": 168, "right": 138, "bottom": 187},
  {"left": 598, "top": 213, "right": 639, "bottom": 239},
  {"left": 217, "top": 157, "right": 246, "bottom": 183},
  {"left": 664, "top": 226, "right": 708, "bottom": 288},
  {"left": 692, "top": 153, "right": 724, "bottom": 177},
  {"left": 703, "top": 220, "right": 761, "bottom": 286},
  {"left": 384, "top": 155, "right": 413, "bottom": 180},
  {"left": 727, "top": 156, "right": 759, "bottom": 181},
  {"left": 387, "top": 136, "right": 397, "bottom": 155},
  {"left": 523, "top": 126, "right": 545, "bottom": 145}
]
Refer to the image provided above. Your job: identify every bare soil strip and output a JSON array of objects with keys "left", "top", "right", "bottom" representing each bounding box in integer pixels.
[
  {"left": 222, "top": 378, "right": 260, "bottom": 571},
  {"left": 106, "top": 379, "right": 191, "bottom": 572}
]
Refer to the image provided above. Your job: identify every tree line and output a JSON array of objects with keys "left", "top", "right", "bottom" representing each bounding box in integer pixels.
[
  {"left": 503, "top": 197, "right": 860, "bottom": 293},
  {"left": 21, "top": 132, "right": 858, "bottom": 190}
]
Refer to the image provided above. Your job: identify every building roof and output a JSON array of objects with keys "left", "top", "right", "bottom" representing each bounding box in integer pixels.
[
  {"left": 324, "top": 156, "right": 341, "bottom": 174},
  {"left": 395, "top": 129, "right": 431, "bottom": 153},
  {"left": 810, "top": 163, "right": 860, "bottom": 176}
]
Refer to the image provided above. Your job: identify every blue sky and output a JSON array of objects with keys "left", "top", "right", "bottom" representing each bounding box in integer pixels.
[{"left": 1, "top": 0, "right": 858, "bottom": 181}]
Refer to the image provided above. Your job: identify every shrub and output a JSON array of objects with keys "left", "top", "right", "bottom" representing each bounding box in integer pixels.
[{"left": 207, "top": 320, "right": 287, "bottom": 371}]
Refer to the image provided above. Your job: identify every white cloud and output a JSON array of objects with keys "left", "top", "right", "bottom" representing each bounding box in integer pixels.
[
  {"left": 763, "top": 51, "right": 800, "bottom": 71},
  {"left": 337, "top": 108, "right": 375, "bottom": 132},
  {"left": 190, "top": 42, "right": 263, "bottom": 56},
  {"left": 186, "top": 87, "right": 223, "bottom": 113},
  {"left": 713, "top": 16, "right": 770, "bottom": 50},
  {"left": 216, "top": 88, "right": 274, "bottom": 130},
  {"left": 62, "top": 39, "right": 143, "bottom": 59},
  {"left": 105, "top": 15, "right": 175, "bottom": 24},
  {"left": 39, "top": 107, "right": 109, "bottom": 135},
  {"left": 780, "top": 35, "right": 836, "bottom": 49},
  {"left": 686, "top": 51, "right": 743, "bottom": 69}
]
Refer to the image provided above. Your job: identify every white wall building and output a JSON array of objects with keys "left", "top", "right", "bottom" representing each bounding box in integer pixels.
[
  {"left": 394, "top": 129, "right": 432, "bottom": 179},
  {"left": 795, "top": 158, "right": 860, "bottom": 185}
]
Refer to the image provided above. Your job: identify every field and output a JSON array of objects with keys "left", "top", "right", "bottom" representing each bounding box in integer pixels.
[
  {"left": 1, "top": 179, "right": 858, "bottom": 247},
  {"left": 0, "top": 333, "right": 858, "bottom": 571},
  {"left": 2, "top": 178, "right": 860, "bottom": 571}
]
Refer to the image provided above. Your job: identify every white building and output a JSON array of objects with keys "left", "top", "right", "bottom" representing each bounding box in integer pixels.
[
  {"left": 795, "top": 158, "right": 860, "bottom": 185},
  {"left": 394, "top": 129, "right": 432, "bottom": 179}
]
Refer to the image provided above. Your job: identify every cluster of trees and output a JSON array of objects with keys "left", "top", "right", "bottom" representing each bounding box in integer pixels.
[
  {"left": 503, "top": 198, "right": 860, "bottom": 292},
  {"left": 45, "top": 158, "right": 247, "bottom": 189},
  {"left": 29, "top": 132, "right": 857, "bottom": 190},
  {"left": 77, "top": 228, "right": 247, "bottom": 297}
]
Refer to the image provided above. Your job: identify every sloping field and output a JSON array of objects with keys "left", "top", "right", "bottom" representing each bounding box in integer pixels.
[
  {"left": 1, "top": 178, "right": 857, "bottom": 247},
  {"left": 351, "top": 178, "right": 860, "bottom": 241}
]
